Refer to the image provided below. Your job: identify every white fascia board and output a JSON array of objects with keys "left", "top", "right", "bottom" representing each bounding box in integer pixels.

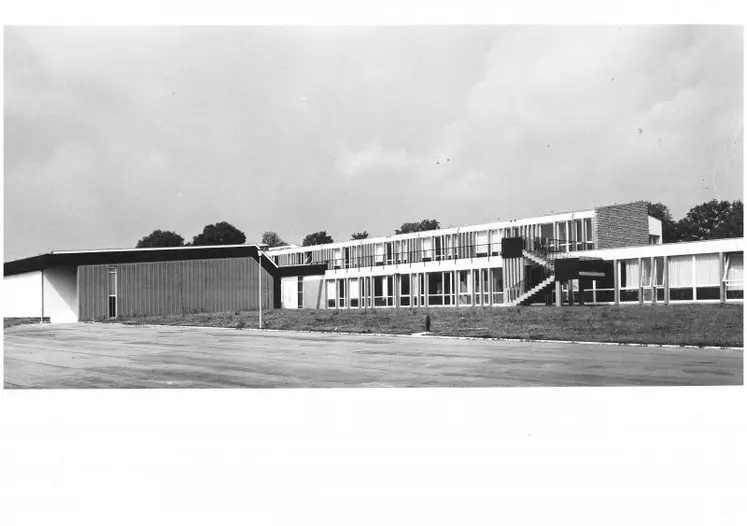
[{"left": 569, "top": 238, "right": 744, "bottom": 260}]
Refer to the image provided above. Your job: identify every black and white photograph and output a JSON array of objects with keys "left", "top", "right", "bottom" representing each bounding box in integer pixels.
[
  {"left": 1, "top": 6, "right": 745, "bottom": 526},
  {"left": 3, "top": 24, "right": 743, "bottom": 388}
]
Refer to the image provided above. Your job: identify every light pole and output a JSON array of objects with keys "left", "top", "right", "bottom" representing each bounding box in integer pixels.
[{"left": 258, "top": 243, "right": 269, "bottom": 329}]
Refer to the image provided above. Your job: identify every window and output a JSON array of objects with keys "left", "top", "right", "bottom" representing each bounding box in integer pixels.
[
  {"left": 386, "top": 243, "right": 393, "bottom": 264},
  {"left": 327, "top": 280, "right": 336, "bottom": 308},
  {"left": 427, "top": 272, "right": 453, "bottom": 306},
  {"left": 338, "top": 280, "right": 347, "bottom": 308},
  {"left": 584, "top": 218, "right": 593, "bottom": 249},
  {"left": 108, "top": 266, "right": 117, "bottom": 318},
  {"left": 400, "top": 274, "right": 411, "bottom": 307},
  {"left": 375, "top": 244, "right": 385, "bottom": 265},
  {"left": 458, "top": 270, "right": 471, "bottom": 305},
  {"left": 333, "top": 248, "right": 342, "bottom": 269},
  {"left": 695, "top": 254, "right": 720, "bottom": 300},
  {"left": 476, "top": 231, "right": 488, "bottom": 256},
  {"left": 349, "top": 278, "right": 360, "bottom": 308},
  {"left": 374, "top": 277, "right": 385, "bottom": 306},
  {"left": 435, "top": 237, "right": 443, "bottom": 260},
  {"left": 491, "top": 268, "right": 504, "bottom": 305},
  {"left": 641, "top": 258, "right": 653, "bottom": 302},
  {"left": 620, "top": 259, "right": 640, "bottom": 302},
  {"left": 724, "top": 253, "right": 743, "bottom": 299},
  {"left": 422, "top": 238, "right": 433, "bottom": 261},
  {"left": 297, "top": 277, "right": 304, "bottom": 309},
  {"left": 654, "top": 257, "right": 665, "bottom": 301},
  {"left": 668, "top": 255, "right": 694, "bottom": 301},
  {"left": 305, "top": 251, "right": 312, "bottom": 264}
]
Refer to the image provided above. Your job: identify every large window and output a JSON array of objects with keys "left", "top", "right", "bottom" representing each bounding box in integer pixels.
[
  {"left": 400, "top": 274, "right": 411, "bottom": 307},
  {"left": 327, "top": 280, "right": 336, "bottom": 308},
  {"left": 724, "top": 253, "right": 743, "bottom": 299},
  {"left": 491, "top": 268, "right": 504, "bottom": 305},
  {"left": 694, "top": 254, "right": 720, "bottom": 300},
  {"left": 458, "top": 270, "right": 471, "bottom": 305},
  {"left": 422, "top": 238, "right": 433, "bottom": 261},
  {"left": 476, "top": 231, "right": 488, "bottom": 256},
  {"left": 668, "top": 255, "right": 694, "bottom": 301},
  {"left": 619, "top": 259, "right": 640, "bottom": 302},
  {"left": 297, "top": 277, "right": 304, "bottom": 309},
  {"left": 349, "top": 278, "right": 360, "bottom": 308},
  {"left": 654, "top": 257, "right": 665, "bottom": 301},
  {"left": 427, "top": 272, "right": 453, "bottom": 306},
  {"left": 641, "top": 258, "right": 653, "bottom": 302}
]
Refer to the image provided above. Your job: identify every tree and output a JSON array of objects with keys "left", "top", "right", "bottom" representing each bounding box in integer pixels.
[
  {"left": 351, "top": 231, "right": 369, "bottom": 240},
  {"left": 677, "top": 199, "right": 743, "bottom": 241},
  {"left": 136, "top": 230, "right": 185, "bottom": 248},
  {"left": 646, "top": 202, "right": 679, "bottom": 243},
  {"left": 261, "top": 231, "right": 288, "bottom": 248},
  {"left": 395, "top": 219, "right": 440, "bottom": 235},
  {"left": 191, "top": 221, "right": 246, "bottom": 246},
  {"left": 302, "top": 231, "right": 334, "bottom": 246}
]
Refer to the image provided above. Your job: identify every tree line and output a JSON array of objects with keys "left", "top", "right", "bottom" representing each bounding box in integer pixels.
[
  {"left": 135, "top": 199, "right": 742, "bottom": 249},
  {"left": 646, "top": 199, "right": 742, "bottom": 243}
]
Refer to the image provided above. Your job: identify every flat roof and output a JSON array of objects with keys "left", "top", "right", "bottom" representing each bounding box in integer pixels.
[{"left": 4, "top": 244, "right": 277, "bottom": 276}]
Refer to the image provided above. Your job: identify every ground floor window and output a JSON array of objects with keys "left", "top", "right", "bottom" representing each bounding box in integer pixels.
[
  {"left": 491, "top": 268, "right": 504, "bottom": 305},
  {"left": 427, "top": 272, "right": 453, "bottom": 306},
  {"left": 327, "top": 280, "right": 336, "bottom": 308},
  {"left": 400, "top": 274, "right": 411, "bottom": 307},
  {"left": 725, "top": 253, "right": 743, "bottom": 299},
  {"left": 297, "top": 277, "right": 303, "bottom": 309},
  {"left": 458, "top": 270, "right": 471, "bottom": 305},
  {"left": 349, "top": 278, "right": 360, "bottom": 307}
]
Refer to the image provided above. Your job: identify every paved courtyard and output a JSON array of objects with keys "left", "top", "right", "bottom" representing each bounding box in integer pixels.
[{"left": 3, "top": 323, "right": 743, "bottom": 388}]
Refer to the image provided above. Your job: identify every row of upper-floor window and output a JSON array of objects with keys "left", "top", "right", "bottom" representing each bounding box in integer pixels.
[{"left": 273, "top": 218, "right": 595, "bottom": 269}]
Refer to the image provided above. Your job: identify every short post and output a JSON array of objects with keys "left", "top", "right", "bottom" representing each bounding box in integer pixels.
[{"left": 424, "top": 314, "right": 431, "bottom": 332}]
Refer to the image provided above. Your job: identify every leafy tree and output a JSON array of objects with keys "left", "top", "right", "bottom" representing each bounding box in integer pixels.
[
  {"left": 191, "top": 221, "right": 247, "bottom": 246},
  {"left": 677, "top": 199, "right": 743, "bottom": 241},
  {"left": 351, "top": 231, "right": 369, "bottom": 240},
  {"left": 136, "top": 230, "right": 185, "bottom": 248},
  {"left": 302, "top": 231, "right": 334, "bottom": 246},
  {"left": 646, "top": 202, "right": 679, "bottom": 242},
  {"left": 261, "top": 231, "right": 288, "bottom": 248},
  {"left": 395, "top": 219, "right": 440, "bottom": 235}
]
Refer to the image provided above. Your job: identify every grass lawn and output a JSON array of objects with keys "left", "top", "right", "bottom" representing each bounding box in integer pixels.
[
  {"left": 4, "top": 317, "right": 49, "bottom": 330},
  {"left": 106, "top": 304, "right": 743, "bottom": 347}
]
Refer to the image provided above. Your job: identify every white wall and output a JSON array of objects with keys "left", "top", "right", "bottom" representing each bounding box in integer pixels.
[
  {"left": 44, "top": 266, "right": 78, "bottom": 323},
  {"left": 3, "top": 271, "right": 43, "bottom": 319},
  {"left": 648, "top": 216, "right": 663, "bottom": 242}
]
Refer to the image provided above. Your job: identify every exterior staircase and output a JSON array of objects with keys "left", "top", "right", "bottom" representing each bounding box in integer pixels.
[{"left": 508, "top": 274, "right": 555, "bottom": 306}]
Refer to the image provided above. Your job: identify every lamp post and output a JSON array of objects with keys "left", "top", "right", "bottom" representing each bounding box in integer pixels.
[{"left": 258, "top": 243, "right": 269, "bottom": 329}]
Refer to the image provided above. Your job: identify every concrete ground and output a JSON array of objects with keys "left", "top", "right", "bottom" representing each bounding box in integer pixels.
[{"left": 3, "top": 323, "right": 743, "bottom": 388}]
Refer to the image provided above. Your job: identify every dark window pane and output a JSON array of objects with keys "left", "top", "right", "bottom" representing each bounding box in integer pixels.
[
  {"left": 669, "top": 288, "right": 694, "bottom": 301},
  {"left": 696, "top": 287, "right": 720, "bottom": 300}
]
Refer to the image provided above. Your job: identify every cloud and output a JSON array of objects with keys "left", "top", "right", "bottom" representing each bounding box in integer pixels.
[{"left": 337, "top": 143, "right": 412, "bottom": 176}]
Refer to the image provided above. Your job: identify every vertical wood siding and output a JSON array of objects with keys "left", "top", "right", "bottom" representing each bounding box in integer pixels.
[{"left": 78, "top": 257, "right": 274, "bottom": 321}]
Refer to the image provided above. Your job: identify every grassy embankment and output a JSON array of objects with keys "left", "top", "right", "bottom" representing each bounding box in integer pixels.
[{"left": 107, "top": 304, "right": 743, "bottom": 347}]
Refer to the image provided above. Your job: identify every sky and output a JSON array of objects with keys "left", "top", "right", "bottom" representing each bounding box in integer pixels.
[{"left": 3, "top": 25, "right": 743, "bottom": 260}]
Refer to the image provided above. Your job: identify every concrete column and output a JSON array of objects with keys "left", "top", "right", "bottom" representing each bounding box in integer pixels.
[
  {"left": 568, "top": 279, "right": 574, "bottom": 306},
  {"left": 555, "top": 281, "right": 562, "bottom": 307},
  {"left": 663, "top": 256, "right": 669, "bottom": 305},
  {"left": 638, "top": 257, "right": 644, "bottom": 305},
  {"left": 424, "top": 273, "right": 429, "bottom": 308},
  {"left": 719, "top": 252, "right": 726, "bottom": 303}
]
